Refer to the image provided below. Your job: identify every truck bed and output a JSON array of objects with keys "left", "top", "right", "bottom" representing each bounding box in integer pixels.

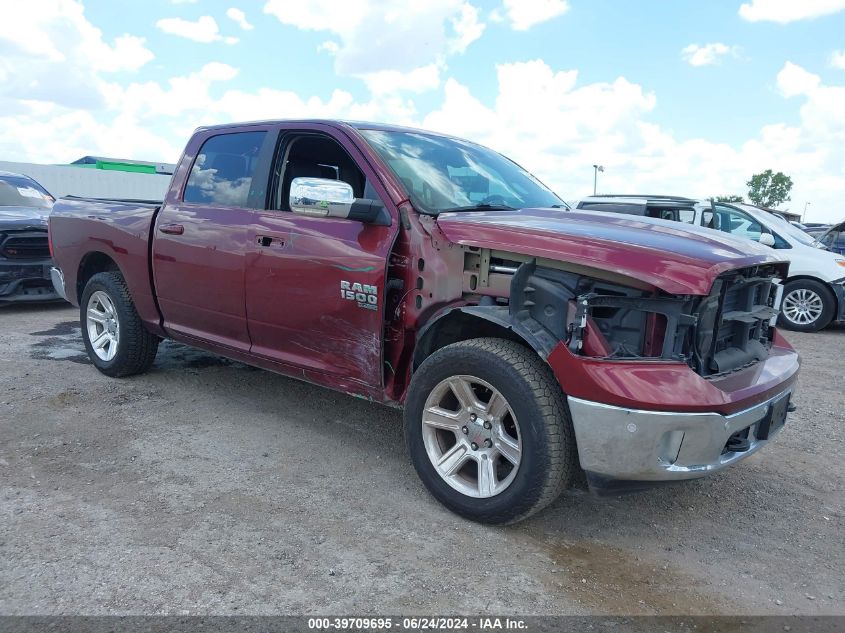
[{"left": 49, "top": 195, "right": 164, "bottom": 335}]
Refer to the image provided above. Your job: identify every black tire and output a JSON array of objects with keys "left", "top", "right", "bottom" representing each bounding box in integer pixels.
[
  {"left": 404, "top": 338, "right": 577, "bottom": 524},
  {"left": 778, "top": 279, "right": 835, "bottom": 332},
  {"left": 80, "top": 271, "right": 159, "bottom": 377}
]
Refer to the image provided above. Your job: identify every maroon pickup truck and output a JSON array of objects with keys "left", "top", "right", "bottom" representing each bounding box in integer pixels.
[{"left": 49, "top": 120, "right": 800, "bottom": 524}]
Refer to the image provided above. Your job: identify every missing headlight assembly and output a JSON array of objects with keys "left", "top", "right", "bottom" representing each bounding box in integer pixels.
[
  {"left": 565, "top": 265, "right": 784, "bottom": 375},
  {"left": 567, "top": 292, "right": 698, "bottom": 361},
  {"left": 508, "top": 260, "right": 783, "bottom": 376},
  {"left": 461, "top": 251, "right": 784, "bottom": 377},
  {"left": 507, "top": 260, "right": 698, "bottom": 363}
]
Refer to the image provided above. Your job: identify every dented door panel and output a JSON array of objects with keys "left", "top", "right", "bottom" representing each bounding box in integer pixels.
[{"left": 244, "top": 124, "right": 399, "bottom": 388}]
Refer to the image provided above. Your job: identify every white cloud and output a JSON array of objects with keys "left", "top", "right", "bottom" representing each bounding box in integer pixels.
[
  {"left": 738, "top": 0, "right": 845, "bottom": 23},
  {"left": 450, "top": 4, "right": 485, "bottom": 53},
  {"left": 0, "top": 0, "right": 153, "bottom": 73},
  {"left": 226, "top": 8, "right": 254, "bottom": 30},
  {"left": 831, "top": 50, "right": 845, "bottom": 69},
  {"left": 0, "top": 0, "right": 153, "bottom": 119},
  {"left": 360, "top": 64, "right": 441, "bottom": 95},
  {"left": 263, "top": 0, "right": 483, "bottom": 77},
  {"left": 681, "top": 42, "right": 735, "bottom": 67},
  {"left": 317, "top": 40, "right": 340, "bottom": 55},
  {"left": 155, "top": 15, "right": 239, "bottom": 44},
  {"left": 777, "top": 61, "right": 821, "bottom": 97},
  {"left": 419, "top": 59, "right": 845, "bottom": 222},
  {"left": 498, "top": 0, "right": 569, "bottom": 30},
  {"left": 262, "top": 0, "right": 368, "bottom": 34},
  {"left": 423, "top": 60, "right": 656, "bottom": 191}
]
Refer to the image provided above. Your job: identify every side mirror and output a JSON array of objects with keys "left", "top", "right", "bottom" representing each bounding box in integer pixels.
[
  {"left": 289, "top": 177, "right": 390, "bottom": 226},
  {"left": 759, "top": 233, "right": 776, "bottom": 247}
]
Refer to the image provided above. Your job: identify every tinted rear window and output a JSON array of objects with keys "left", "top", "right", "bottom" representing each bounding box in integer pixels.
[{"left": 184, "top": 131, "right": 267, "bottom": 207}]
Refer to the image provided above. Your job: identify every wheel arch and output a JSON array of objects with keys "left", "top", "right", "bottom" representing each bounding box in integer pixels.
[
  {"left": 413, "top": 306, "right": 549, "bottom": 371},
  {"left": 76, "top": 251, "right": 122, "bottom": 304}
]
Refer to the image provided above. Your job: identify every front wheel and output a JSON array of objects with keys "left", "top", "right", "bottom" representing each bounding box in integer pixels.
[
  {"left": 778, "top": 279, "right": 835, "bottom": 332},
  {"left": 81, "top": 271, "right": 159, "bottom": 377},
  {"left": 404, "top": 338, "right": 577, "bottom": 524}
]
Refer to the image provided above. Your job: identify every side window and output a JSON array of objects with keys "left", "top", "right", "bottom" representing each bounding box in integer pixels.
[
  {"left": 678, "top": 208, "right": 695, "bottom": 224},
  {"left": 184, "top": 131, "right": 267, "bottom": 207},
  {"left": 770, "top": 231, "right": 791, "bottom": 249},
  {"left": 274, "top": 134, "right": 372, "bottom": 211},
  {"left": 713, "top": 205, "right": 763, "bottom": 241}
]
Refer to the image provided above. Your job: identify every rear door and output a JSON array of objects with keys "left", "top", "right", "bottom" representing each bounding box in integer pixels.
[
  {"left": 244, "top": 124, "right": 398, "bottom": 388},
  {"left": 152, "top": 127, "right": 274, "bottom": 351}
]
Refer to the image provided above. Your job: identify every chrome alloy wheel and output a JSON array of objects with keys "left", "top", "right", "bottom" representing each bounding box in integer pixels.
[
  {"left": 782, "top": 288, "right": 824, "bottom": 326},
  {"left": 86, "top": 290, "right": 120, "bottom": 361},
  {"left": 421, "top": 375, "right": 522, "bottom": 498}
]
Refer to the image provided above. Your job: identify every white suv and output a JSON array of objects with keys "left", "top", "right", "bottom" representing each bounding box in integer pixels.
[{"left": 576, "top": 196, "right": 845, "bottom": 332}]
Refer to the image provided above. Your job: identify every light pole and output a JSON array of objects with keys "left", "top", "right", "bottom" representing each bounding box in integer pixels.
[
  {"left": 592, "top": 164, "right": 604, "bottom": 195},
  {"left": 803, "top": 201, "right": 811, "bottom": 223}
]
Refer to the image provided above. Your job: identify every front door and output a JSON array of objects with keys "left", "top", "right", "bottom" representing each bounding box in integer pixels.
[
  {"left": 244, "top": 126, "right": 398, "bottom": 388},
  {"left": 152, "top": 128, "right": 272, "bottom": 351}
]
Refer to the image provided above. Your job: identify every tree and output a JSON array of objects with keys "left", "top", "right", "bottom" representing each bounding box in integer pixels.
[
  {"left": 746, "top": 170, "right": 793, "bottom": 208},
  {"left": 715, "top": 195, "right": 744, "bottom": 203}
]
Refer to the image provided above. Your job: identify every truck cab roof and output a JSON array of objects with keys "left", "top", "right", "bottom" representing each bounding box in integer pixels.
[{"left": 193, "top": 118, "right": 460, "bottom": 140}]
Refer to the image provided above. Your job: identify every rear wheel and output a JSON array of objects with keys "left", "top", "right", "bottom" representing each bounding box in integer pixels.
[
  {"left": 80, "top": 271, "right": 159, "bottom": 377},
  {"left": 778, "top": 279, "right": 835, "bottom": 332},
  {"left": 405, "top": 338, "right": 577, "bottom": 524}
]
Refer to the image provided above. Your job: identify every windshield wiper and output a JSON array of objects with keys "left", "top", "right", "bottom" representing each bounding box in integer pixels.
[{"left": 439, "top": 203, "right": 517, "bottom": 213}]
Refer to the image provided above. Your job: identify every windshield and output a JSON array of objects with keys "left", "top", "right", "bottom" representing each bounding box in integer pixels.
[
  {"left": 739, "top": 204, "right": 818, "bottom": 247},
  {"left": 360, "top": 129, "right": 563, "bottom": 214},
  {"left": 0, "top": 175, "right": 53, "bottom": 209}
]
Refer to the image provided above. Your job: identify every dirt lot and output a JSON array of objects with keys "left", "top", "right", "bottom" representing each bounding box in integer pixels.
[{"left": 1, "top": 303, "right": 843, "bottom": 616}]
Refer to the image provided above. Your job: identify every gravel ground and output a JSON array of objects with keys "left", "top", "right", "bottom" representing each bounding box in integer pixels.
[{"left": 1, "top": 303, "right": 843, "bottom": 616}]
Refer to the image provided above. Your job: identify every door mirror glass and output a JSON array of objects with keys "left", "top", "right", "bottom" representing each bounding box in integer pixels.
[
  {"left": 759, "top": 233, "right": 776, "bottom": 247},
  {"left": 290, "top": 177, "right": 355, "bottom": 218}
]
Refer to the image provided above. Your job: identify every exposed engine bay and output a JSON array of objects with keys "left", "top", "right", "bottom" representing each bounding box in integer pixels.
[{"left": 459, "top": 247, "right": 784, "bottom": 378}]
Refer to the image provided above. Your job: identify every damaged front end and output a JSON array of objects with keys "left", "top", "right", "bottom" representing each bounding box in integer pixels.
[
  {"left": 453, "top": 252, "right": 796, "bottom": 489},
  {"left": 461, "top": 248, "right": 785, "bottom": 379},
  {"left": 562, "top": 264, "right": 784, "bottom": 377}
]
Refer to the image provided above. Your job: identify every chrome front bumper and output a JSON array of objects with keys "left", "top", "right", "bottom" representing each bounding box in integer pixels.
[
  {"left": 568, "top": 389, "right": 792, "bottom": 484},
  {"left": 50, "top": 267, "right": 67, "bottom": 301}
]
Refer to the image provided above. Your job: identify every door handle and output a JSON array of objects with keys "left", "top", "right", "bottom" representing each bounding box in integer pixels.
[
  {"left": 159, "top": 223, "right": 184, "bottom": 235},
  {"left": 256, "top": 235, "right": 286, "bottom": 247}
]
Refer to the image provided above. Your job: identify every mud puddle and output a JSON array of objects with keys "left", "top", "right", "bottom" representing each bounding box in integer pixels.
[{"left": 27, "top": 321, "right": 242, "bottom": 371}]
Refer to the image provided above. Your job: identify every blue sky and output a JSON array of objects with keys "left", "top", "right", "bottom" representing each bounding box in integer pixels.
[{"left": 2, "top": 0, "right": 845, "bottom": 221}]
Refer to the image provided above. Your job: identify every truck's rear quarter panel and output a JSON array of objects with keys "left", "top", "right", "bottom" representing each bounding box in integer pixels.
[{"left": 50, "top": 198, "right": 163, "bottom": 335}]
